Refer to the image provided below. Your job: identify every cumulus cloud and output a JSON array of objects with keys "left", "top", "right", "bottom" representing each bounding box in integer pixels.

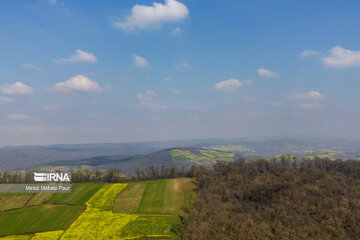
[
  {"left": 137, "top": 90, "right": 167, "bottom": 111},
  {"left": 257, "top": 68, "right": 278, "bottom": 78},
  {"left": 0, "top": 96, "right": 14, "bottom": 103},
  {"left": 133, "top": 54, "right": 150, "bottom": 68},
  {"left": 321, "top": 46, "right": 360, "bottom": 68},
  {"left": 23, "top": 64, "right": 43, "bottom": 71},
  {"left": 113, "top": 0, "right": 189, "bottom": 31},
  {"left": 54, "top": 49, "right": 97, "bottom": 64},
  {"left": 6, "top": 114, "right": 31, "bottom": 120},
  {"left": 286, "top": 91, "right": 324, "bottom": 101},
  {"left": 300, "top": 50, "right": 319, "bottom": 59},
  {"left": 213, "top": 79, "right": 243, "bottom": 91},
  {"left": 0, "top": 82, "right": 34, "bottom": 95},
  {"left": 52, "top": 74, "right": 102, "bottom": 92}
]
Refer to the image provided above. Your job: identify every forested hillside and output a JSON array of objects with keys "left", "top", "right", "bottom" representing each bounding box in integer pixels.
[{"left": 181, "top": 159, "right": 360, "bottom": 240}]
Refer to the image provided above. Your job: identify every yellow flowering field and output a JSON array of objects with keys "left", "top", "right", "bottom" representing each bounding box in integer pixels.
[
  {"left": 60, "top": 183, "right": 136, "bottom": 239},
  {"left": 60, "top": 211, "right": 137, "bottom": 239},
  {"left": 86, "top": 184, "right": 127, "bottom": 211},
  {"left": 31, "top": 230, "right": 63, "bottom": 240}
]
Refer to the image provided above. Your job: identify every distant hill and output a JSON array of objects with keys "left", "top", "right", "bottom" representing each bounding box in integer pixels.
[
  {"left": 1, "top": 136, "right": 360, "bottom": 171},
  {"left": 45, "top": 147, "right": 240, "bottom": 175}
]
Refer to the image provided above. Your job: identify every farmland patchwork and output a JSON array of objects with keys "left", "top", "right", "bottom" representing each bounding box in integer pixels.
[{"left": 0, "top": 179, "right": 195, "bottom": 239}]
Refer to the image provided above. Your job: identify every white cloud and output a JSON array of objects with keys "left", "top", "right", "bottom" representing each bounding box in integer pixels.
[
  {"left": 213, "top": 79, "right": 243, "bottom": 91},
  {"left": 171, "top": 27, "right": 182, "bottom": 36},
  {"left": 113, "top": 0, "right": 188, "bottom": 31},
  {"left": 23, "top": 64, "right": 43, "bottom": 71},
  {"left": 137, "top": 90, "right": 167, "bottom": 111},
  {"left": 0, "top": 97, "right": 14, "bottom": 103},
  {"left": 133, "top": 54, "right": 150, "bottom": 68},
  {"left": 0, "top": 82, "right": 34, "bottom": 95},
  {"left": 52, "top": 74, "right": 102, "bottom": 92},
  {"left": 54, "top": 49, "right": 97, "bottom": 64},
  {"left": 172, "top": 89, "right": 183, "bottom": 95},
  {"left": 257, "top": 68, "right": 278, "bottom": 78},
  {"left": 299, "top": 103, "right": 322, "bottom": 109},
  {"left": 286, "top": 91, "right": 324, "bottom": 101},
  {"left": 6, "top": 114, "right": 31, "bottom": 120},
  {"left": 48, "top": 0, "right": 57, "bottom": 4},
  {"left": 321, "top": 46, "right": 360, "bottom": 68},
  {"left": 300, "top": 50, "right": 319, "bottom": 59}
]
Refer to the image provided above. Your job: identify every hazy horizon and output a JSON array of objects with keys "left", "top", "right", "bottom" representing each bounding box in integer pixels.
[{"left": 1, "top": 0, "right": 360, "bottom": 146}]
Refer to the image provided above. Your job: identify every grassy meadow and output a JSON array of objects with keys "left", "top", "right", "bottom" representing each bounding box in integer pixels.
[{"left": 0, "top": 205, "right": 85, "bottom": 237}]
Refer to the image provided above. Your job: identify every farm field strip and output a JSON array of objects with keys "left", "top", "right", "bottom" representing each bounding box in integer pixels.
[
  {"left": 113, "top": 182, "right": 146, "bottom": 213},
  {"left": 26, "top": 193, "right": 53, "bottom": 206},
  {"left": 0, "top": 195, "right": 33, "bottom": 212},
  {"left": 137, "top": 180, "right": 167, "bottom": 213},
  {"left": 114, "top": 178, "right": 196, "bottom": 214},
  {"left": 48, "top": 183, "right": 104, "bottom": 205},
  {"left": 0, "top": 205, "right": 85, "bottom": 237}
]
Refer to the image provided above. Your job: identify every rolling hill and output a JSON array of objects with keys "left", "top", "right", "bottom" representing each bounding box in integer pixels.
[{"left": 44, "top": 147, "right": 240, "bottom": 175}]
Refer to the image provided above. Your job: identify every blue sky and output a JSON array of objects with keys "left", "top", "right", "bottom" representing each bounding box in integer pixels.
[{"left": 0, "top": 0, "right": 360, "bottom": 146}]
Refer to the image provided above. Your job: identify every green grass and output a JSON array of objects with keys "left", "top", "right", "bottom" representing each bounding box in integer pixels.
[
  {"left": 120, "top": 215, "right": 180, "bottom": 239},
  {"left": 137, "top": 180, "right": 167, "bottom": 214},
  {"left": 0, "top": 205, "right": 85, "bottom": 237},
  {"left": 47, "top": 183, "right": 103, "bottom": 205},
  {"left": 114, "top": 178, "right": 196, "bottom": 214}
]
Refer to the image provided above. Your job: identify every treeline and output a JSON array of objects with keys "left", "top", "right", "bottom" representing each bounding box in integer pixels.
[
  {"left": 0, "top": 164, "right": 198, "bottom": 183},
  {"left": 180, "top": 158, "right": 360, "bottom": 240}
]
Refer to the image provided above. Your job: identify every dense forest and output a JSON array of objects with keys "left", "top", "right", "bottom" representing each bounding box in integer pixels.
[{"left": 180, "top": 158, "right": 360, "bottom": 240}]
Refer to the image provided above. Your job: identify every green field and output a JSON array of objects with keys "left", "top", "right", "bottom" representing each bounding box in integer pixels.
[
  {"left": 47, "top": 183, "right": 104, "bottom": 205},
  {"left": 0, "top": 205, "right": 85, "bottom": 237},
  {"left": 114, "top": 178, "right": 196, "bottom": 214},
  {"left": 120, "top": 214, "right": 180, "bottom": 239}
]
